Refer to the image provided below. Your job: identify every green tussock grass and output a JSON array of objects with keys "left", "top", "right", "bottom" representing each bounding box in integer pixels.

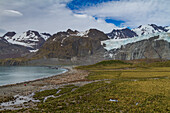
[
  {"left": 33, "top": 89, "right": 59, "bottom": 101},
  {"left": 9, "top": 60, "right": 170, "bottom": 112},
  {"left": 28, "top": 79, "right": 169, "bottom": 112}
]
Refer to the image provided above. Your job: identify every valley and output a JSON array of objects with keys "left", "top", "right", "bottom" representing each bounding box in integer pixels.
[{"left": 1, "top": 0, "right": 170, "bottom": 112}]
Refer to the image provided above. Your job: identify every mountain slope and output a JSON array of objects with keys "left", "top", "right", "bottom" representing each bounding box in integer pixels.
[
  {"left": 132, "top": 24, "right": 168, "bottom": 36},
  {"left": 3, "top": 30, "right": 51, "bottom": 51},
  {"left": 107, "top": 28, "right": 137, "bottom": 39},
  {"left": 0, "top": 37, "right": 29, "bottom": 59},
  {"left": 113, "top": 35, "right": 170, "bottom": 60},
  {"left": 35, "top": 29, "right": 108, "bottom": 59}
]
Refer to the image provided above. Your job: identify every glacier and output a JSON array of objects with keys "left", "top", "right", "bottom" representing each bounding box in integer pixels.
[{"left": 101, "top": 32, "right": 170, "bottom": 51}]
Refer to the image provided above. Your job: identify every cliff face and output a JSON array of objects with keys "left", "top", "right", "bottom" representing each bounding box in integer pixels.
[
  {"left": 110, "top": 36, "right": 170, "bottom": 60},
  {"left": 0, "top": 37, "right": 29, "bottom": 59},
  {"left": 107, "top": 28, "right": 137, "bottom": 39},
  {"left": 36, "top": 29, "right": 108, "bottom": 59}
]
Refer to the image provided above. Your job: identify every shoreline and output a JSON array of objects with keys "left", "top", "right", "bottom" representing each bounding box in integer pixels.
[
  {"left": 0, "top": 66, "right": 89, "bottom": 98},
  {"left": 0, "top": 67, "right": 69, "bottom": 88}
]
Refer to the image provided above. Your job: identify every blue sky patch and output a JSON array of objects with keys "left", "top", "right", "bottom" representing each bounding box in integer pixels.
[
  {"left": 67, "top": 0, "right": 122, "bottom": 26},
  {"left": 66, "top": 0, "right": 119, "bottom": 10},
  {"left": 105, "top": 19, "right": 125, "bottom": 26}
]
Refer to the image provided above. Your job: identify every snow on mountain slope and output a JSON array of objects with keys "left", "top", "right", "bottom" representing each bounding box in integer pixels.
[
  {"left": 101, "top": 32, "right": 170, "bottom": 51},
  {"left": 66, "top": 29, "right": 90, "bottom": 37},
  {"left": 107, "top": 28, "right": 137, "bottom": 39},
  {"left": 165, "top": 26, "right": 170, "bottom": 33},
  {"left": 132, "top": 24, "right": 168, "bottom": 36},
  {"left": 76, "top": 30, "right": 89, "bottom": 37},
  {"left": 3, "top": 30, "right": 51, "bottom": 52}
]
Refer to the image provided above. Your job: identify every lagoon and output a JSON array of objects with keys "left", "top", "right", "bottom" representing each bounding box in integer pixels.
[{"left": 0, "top": 66, "right": 67, "bottom": 86}]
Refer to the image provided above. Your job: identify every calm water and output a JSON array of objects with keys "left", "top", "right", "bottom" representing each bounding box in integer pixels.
[{"left": 0, "top": 66, "right": 67, "bottom": 86}]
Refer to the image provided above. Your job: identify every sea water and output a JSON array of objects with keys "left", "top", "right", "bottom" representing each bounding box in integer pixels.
[{"left": 0, "top": 66, "right": 67, "bottom": 86}]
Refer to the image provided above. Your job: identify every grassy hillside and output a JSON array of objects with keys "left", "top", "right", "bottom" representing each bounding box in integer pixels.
[{"left": 3, "top": 60, "right": 170, "bottom": 112}]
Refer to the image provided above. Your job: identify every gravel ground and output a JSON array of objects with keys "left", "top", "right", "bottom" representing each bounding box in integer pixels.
[{"left": 0, "top": 66, "right": 89, "bottom": 99}]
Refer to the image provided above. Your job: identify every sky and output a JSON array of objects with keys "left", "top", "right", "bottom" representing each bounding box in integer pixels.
[{"left": 0, "top": 0, "right": 170, "bottom": 36}]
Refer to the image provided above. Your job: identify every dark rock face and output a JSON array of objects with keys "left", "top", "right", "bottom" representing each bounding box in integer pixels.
[
  {"left": 24, "top": 30, "right": 46, "bottom": 50},
  {"left": 111, "top": 36, "right": 170, "bottom": 60},
  {"left": 149, "top": 24, "right": 168, "bottom": 32},
  {"left": 3, "top": 31, "right": 16, "bottom": 38},
  {"left": 36, "top": 29, "right": 108, "bottom": 59},
  {"left": 66, "top": 29, "right": 78, "bottom": 35},
  {"left": 107, "top": 28, "right": 137, "bottom": 39},
  {"left": 41, "top": 33, "right": 51, "bottom": 38},
  {"left": 0, "top": 39, "right": 29, "bottom": 59}
]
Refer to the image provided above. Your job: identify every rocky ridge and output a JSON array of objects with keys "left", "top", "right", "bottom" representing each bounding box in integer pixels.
[
  {"left": 107, "top": 24, "right": 170, "bottom": 40},
  {"left": 107, "top": 28, "right": 137, "bottom": 39},
  {"left": 1, "top": 24, "right": 170, "bottom": 64},
  {"left": 3, "top": 30, "right": 51, "bottom": 52},
  {"left": 35, "top": 29, "right": 108, "bottom": 61},
  {"left": 132, "top": 24, "right": 169, "bottom": 36}
]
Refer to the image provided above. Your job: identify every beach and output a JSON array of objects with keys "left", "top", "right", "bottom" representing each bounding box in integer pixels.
[{"left": 0, "top": 66, "right": 89, "bottom": 104}]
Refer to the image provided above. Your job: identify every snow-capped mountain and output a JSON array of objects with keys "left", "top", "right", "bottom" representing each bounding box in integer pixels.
[
  {"left": 103, "top": 24, "right": 170, "bottom": 51},
  {"left": 3, "top": 30, "right": 51, "bottom": 52},
  {"left": 132, "top": 24, "right": 168, "bottom": 36},
  {"left": 107, "top": 24, "right": 170, "bottom": 40},
  {"left": 0, "top": 36, "right": 29, "bottom": 59},
  {"left": 107, "top": 28, "right": 138, "bottom": 39}
]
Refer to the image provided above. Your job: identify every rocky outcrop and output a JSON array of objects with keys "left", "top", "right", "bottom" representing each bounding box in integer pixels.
[
  {"left": 0, "top": 37, "right": 29, "bottom": 59},
  {"left": 110, "top": 36, "right": 170, "bottom": 60},
  {"left": 107, "top": 28, "right": 137, "bottom": 39},
  {"left": 3, "top": 31, "right": 16, "bottom": 38},
  {"left": 35, "top": 29, "right": 108, "bottom": 60}
]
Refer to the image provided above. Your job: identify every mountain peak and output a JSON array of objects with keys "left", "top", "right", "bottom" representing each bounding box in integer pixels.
[
  {"left": 107, "top": 28, "right": 137, "bottom": 39},
  {"left": 132, "top": 24, "right": 168, "bottom": 36},
  {"left": 2, "top": 30, "right": 51, "bottom": 52},
  {"left": 25, "top": 30, "right": 40, "bottom": 37}
]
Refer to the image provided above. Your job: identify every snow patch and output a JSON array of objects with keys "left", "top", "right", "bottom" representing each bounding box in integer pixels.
[
  {"left": 29, "top": 49, "right": 39, "bottom": 53},
  {"left": 109, "top": 53, "right": 113, "bottom": 58},
  {"left": 0, "top": 93, "right": 40, "bottom": 107},
  {"left": 40, "top": 33, "right": 50, "bottom": 41},
  {"left": 43, "top": 95, "right": 56, "bottom": 103},
  {"left": 61, "top": 38, "right": 66, "bottom": 46},
  {"left": 73, "top": 30, "right": 89, "bottom": 37},
  {"left": 109, "top": 99, "right": 118, "bottom": 102}
]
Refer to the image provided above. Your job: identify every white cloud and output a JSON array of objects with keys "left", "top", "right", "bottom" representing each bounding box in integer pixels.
[
  {"left": 73, "top": 14, "right": 88, "bottom": 18},
  {"left": 3, "top": 10, "right": 23, "bottom": 16},
  {"left": 0, "top": 0, "right": 117, "bottom": 34},
  {"left": 79, "top": 0, "right": 170, "bottom": 28},
  {"left": 1, "top": 0, "right": 169, "bottom": 35}
]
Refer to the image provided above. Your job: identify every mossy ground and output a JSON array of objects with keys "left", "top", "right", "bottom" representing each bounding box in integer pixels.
[{"left": 3, "top": 60, "right": 170, "bottom": 112}]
